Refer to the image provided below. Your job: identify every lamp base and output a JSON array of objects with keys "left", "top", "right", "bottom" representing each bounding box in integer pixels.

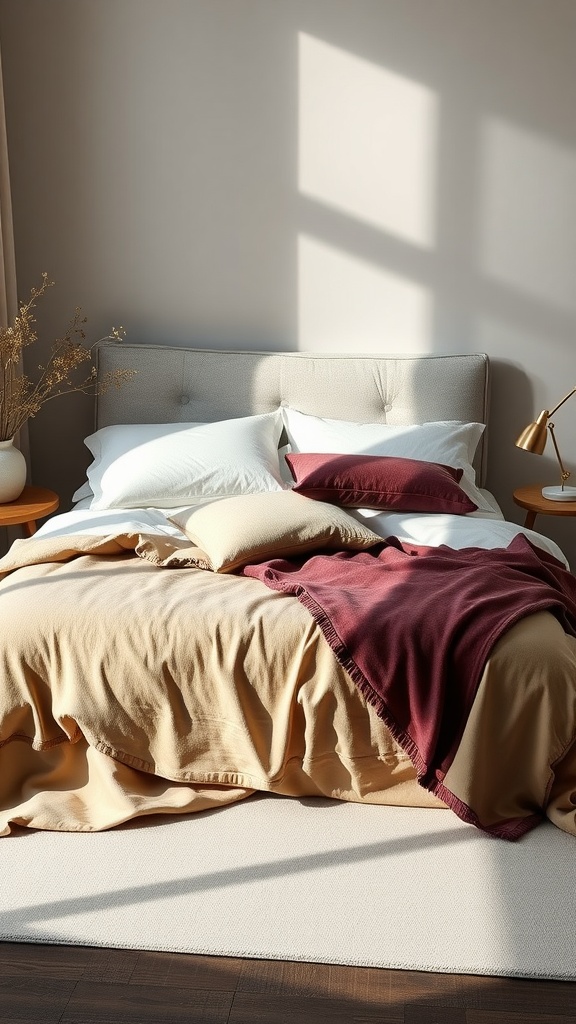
[{"left": 541, "top": 485, "right": 576, "bottom": 501}]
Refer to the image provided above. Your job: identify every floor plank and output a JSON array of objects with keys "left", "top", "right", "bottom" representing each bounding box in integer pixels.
[
  {"left": 0, "top": 941, "right": 93, "bottom": 980},
  {"left": 466, "top": 1012, "right": 576, "bottom": 1024},
  {"left": 1, "top": 943, "right": 575, "bottom": 1024},
  {"left": 0, "top": 973, "right": 77, "bottom": 1023},
  {"left": 404, "top": 1007, "right": 467, "bottom": 1024},
  {"left": 454, "top": 972, "right": 576, "bottom": 1017},
  {"left": 389, "top": 967, "right": 462, "bottom": 1007},
  {"left": 129, "top": 950, "right": 244, "bottom": 991},
  {"left": 238, "top": 956, "right": 394, "bottom": 1004},
  {"left": 228, "top": 990, "right": 400, "bottom": 1024},
  {"left": 79, "top": 947, "right": 141, "bottom": 984},
  {"left": 59, "top": 979, "right": 233, "bottom": 1024}
]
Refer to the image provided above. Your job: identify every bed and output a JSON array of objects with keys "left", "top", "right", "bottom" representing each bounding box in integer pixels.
[{"left": 1, "top": 345, "right": 576, "bottom": 841}]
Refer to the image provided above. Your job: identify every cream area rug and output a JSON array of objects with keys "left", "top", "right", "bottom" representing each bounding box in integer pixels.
[{"left": 1, "top": 794, "right": 575, "bottom": 981}]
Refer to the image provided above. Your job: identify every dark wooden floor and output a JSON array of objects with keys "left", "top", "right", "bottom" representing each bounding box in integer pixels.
[{"left": 0, "top": 942, "right": 574, "bottom": 1024}]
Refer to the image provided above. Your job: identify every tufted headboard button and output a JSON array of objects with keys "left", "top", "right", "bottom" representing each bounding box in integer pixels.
[{"left": 179, "top": 394, "right": 191, "bottom": 406}]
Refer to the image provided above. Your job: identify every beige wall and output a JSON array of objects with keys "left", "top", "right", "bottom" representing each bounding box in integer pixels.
[{"left": 1, "top": 0, "right": 576, "bottom": 559}]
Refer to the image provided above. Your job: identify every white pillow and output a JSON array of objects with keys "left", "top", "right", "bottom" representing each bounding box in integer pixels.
[
  {"left": 73, "top": 423, "right": 202, "bottom": 505},
  {"left": 83, "top": 413, "right": 286, "bottom": 510},
  {"left": 281, "top": 407, "right": 491, "bottom": 512},
  {"left": 71, "top": 479, "right": 94, "bottom": 503}
]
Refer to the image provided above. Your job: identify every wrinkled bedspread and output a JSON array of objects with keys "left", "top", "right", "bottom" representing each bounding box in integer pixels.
[
  {"left": 1, "top": 531, "right": 576, "bottom": 839},
  {"left": 244, "top": 535, "right": 576, "bottom": 839}
]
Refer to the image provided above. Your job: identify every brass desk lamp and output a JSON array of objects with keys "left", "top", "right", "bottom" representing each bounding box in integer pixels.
[{"left": 516, "top": 385, "right": 576, "bottom": 500}]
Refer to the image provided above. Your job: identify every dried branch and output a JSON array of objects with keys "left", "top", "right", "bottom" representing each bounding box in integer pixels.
[{"left": 0, "top": 274, "right": 135, "bottom": 440}]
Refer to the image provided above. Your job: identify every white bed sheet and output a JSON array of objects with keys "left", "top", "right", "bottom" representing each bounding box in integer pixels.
[{"left": 36, "top": 491, "right": 568, "bottom": 568}]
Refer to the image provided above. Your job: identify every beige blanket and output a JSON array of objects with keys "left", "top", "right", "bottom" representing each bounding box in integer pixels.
[{"left": 1, "top": 532, "right": 575, "bottom": 838}]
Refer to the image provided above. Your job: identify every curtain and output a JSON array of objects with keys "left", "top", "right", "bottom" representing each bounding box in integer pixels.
[
  {"left": 0, "top": 45, "right": 27, "bottom": 467},
  {"left": 0, "top": 45, "right": 26, "bottom": 555}
]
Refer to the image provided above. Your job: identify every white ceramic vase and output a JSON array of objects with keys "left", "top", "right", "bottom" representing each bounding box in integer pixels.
[{"left": 0, "top": 438, "right": 27, "bottom": 502}]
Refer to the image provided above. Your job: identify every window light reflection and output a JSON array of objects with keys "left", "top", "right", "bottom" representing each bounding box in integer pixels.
[
  {"left": 298, "top": 33, "right": 438, "bottom": 249},
  {"left": 298, "top": 233, "right": 432, "bottom": 352}
]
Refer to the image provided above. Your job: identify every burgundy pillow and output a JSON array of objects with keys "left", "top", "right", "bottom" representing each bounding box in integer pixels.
[{"left": 285, "top": 452, "right": 477, "bottom": 514}]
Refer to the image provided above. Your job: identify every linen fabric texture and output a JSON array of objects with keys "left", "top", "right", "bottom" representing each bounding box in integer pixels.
[
  {"left": 77, "top": 413, "right": 286, "bottom": 510},
  {"left": 168, "top": 490, "right": 382, "bottom": 572},
  {"left": 2, "top": 529, "right": 576, "bottom": 840},
  {"left": 243, "top": 533, "right": 576, "bottom": 839},
  {"left": 285, "top": 452, "right": 477, "bottom": 514},
  {"left": 281, "top": 408, "right": 490, "bottom": 512}
]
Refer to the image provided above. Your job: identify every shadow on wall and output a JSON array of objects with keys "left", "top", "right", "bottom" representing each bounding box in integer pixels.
[
  {"left": 0, "top": 1, "right": 575, "bottom": 553},
  {"left": 489, "top": 358, "right": 576, "bottom": 566},
  {"left": 488, "top": 358, "right": 535, "bottom": 512}
]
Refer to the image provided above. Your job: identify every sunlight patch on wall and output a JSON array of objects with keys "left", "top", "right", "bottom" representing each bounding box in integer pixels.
[
  {"left": 479, "top": 118, "right": 576, "bottom": 313},
  {"left": 298, "top": 234, "right": 432, "bottom": 352},
  {"left": 298, "top": 33, "right": 438, "bottom": 249}
]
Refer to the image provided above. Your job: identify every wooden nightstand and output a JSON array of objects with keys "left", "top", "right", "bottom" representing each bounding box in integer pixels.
[
  {"left": 513, "top": 484, "right": 576, "bottom": 531},
  {"left": 0, "top": 485, "right": 59, "bottom": 536}
]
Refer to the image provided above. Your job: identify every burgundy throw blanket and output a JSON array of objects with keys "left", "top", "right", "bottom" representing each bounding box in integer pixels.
[{"left": 243, "top": 534, "right": 576, "bottom": 840}]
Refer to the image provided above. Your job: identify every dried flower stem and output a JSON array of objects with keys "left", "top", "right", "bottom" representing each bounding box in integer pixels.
[{"left": 0, "top": 274, "right": 134, "bottom": 441}]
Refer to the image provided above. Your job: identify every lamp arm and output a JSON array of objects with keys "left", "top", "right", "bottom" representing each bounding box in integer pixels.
[
  {"left": 547, "top": 421, "right": 571, "bottom": 487},
  {"left": 549, "top": 385, "right": 576, "bottom": 417}
]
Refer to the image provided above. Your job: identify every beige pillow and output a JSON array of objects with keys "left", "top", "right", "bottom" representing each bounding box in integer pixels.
[{"left": 168, "top": 490, "right": 381, "bottom": 572}]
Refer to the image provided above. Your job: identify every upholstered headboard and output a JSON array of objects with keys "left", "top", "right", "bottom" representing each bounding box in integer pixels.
[{"left": 95, "top": 345, "right": 490, "bottom": 485}]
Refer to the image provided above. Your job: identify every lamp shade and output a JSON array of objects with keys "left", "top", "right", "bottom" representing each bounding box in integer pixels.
[{"left": 515, "top": 410, "right": 549, "bottom": 454}]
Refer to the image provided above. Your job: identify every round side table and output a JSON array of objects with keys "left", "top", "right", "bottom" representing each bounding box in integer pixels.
[
  {"left": 513, "top": 484, "right": 576, "bottom": 532},
  {"left": 0, "top": 485, "right": 59, "bottom": 536}
]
